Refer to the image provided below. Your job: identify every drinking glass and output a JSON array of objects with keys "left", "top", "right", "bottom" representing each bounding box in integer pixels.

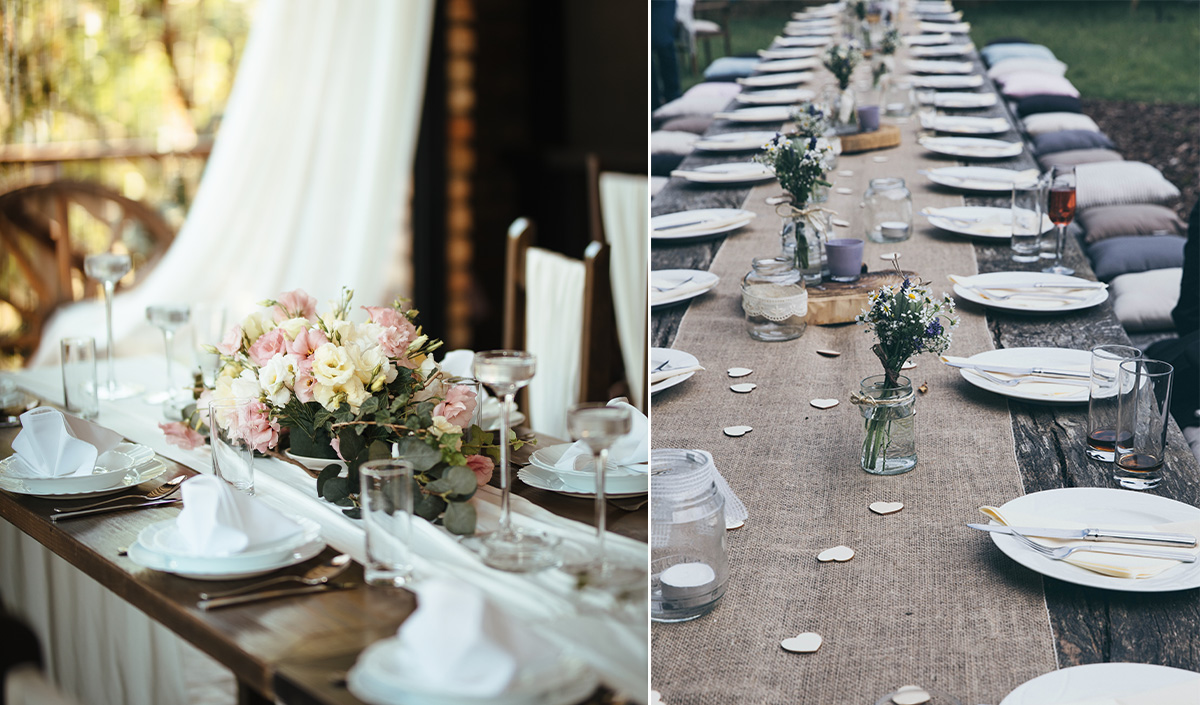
[
  {"left": 190, "top": 303, "right": 227, "bottom": 388},
  {"left": 145, "top": 304, "right": 191, "bottom": 407},
  {"left": 473, "top": 350, "right": 560, "bottom": 571},
  {"left": 1043, "top": 167, "right": 1076, "bottom": 275},
  {"left": 1010, "top": 176, "right": 1047, "bottom": 264},
  {"left": 1085, "top": 344, "right": 1141, "bottom": 462},
  {"left": 60, "top": 337, "right": 99, "bottom": 419},
  {"left": 83, "top": 253, "right": 140, "bottom": 399},
  {"left": 1114, "top": 359, "right": 1174, "bottom": 490},
  {"left": 209, "top": 398, "right": 255, "bottom": 494},
  {"left": 360, "top": 459, "right": 415, "bottom": 587}
]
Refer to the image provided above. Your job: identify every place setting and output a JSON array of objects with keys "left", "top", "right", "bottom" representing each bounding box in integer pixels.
[
  {"left": 668, "top": 162, "right": 776, "bottom": 185},
  {"left": 734, "top": 88, "right": 816, "bottom": 105},
  {"left": 917, "top": 135, "right": 1024, "bottom": 159},
  {"left": 736, "top": 71, "right": 814, "bottom": 88},
  {"left": 947, "top": 272, "right": 1108, "bottom": 313},
  {"left": 903, "top": 32, "right": 953, "bottom": 46},
  {"left": 941, "top": 347, "right": 1091, "bottom": 403},
  {"left": 713, "top": 106, "right": 795, "bottom": 123},
  {"left": 692, "top": 131, "right": 777, "bottom": 152},
  {"left": 908, "top": 42, "right": 974, "bottom": 58},
  {"left": 651, "top": 208, "right": 756, "bottom": 240},
  {"left": 651, "top": 269, "right": 719, "bottom": 309},
  {"left": 921, "top": 205, "right": 1048, "bottom": 238},
  {"left": 770, "top": 35, "right": 833, "bottom": 48},
  {"left": 909, "top": 73, "right": 985, "bottom": 89},
  {"left": 918, "top": 113, "right": 1011, "bottom": 135},
  {"left": 905, "top": 59, "right": 975, "bottom": 75},
  {"left": 649, "top": 348, "right": 701, "bottom": 396},
  {"left": 920, "top": 166, "right": 1039, "bottom": 192},
  {"left": 756, "top": 47, "right": 822, "bottom": 61},
  {"left": 918, "top": 91, "right": 997, "bottom": 108},
  {"left": 751, "top": 57, "right": 820, "bottom": 74}
]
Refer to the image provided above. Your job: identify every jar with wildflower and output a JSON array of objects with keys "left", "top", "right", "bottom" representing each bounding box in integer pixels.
[{"left": 754, "top": 133, "right": 836, "bottom": 284}]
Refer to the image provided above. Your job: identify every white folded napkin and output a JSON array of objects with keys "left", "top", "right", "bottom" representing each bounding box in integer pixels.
[
  {"left": 649, "top": 364, "right": 705, "bottom": 385},
  {"left": 554, "top": 399, "right": 649, "bottom": 472},
  {"left": 11, "top": 408, "right": 123, "bottom": 478},
  {"left": 653, "top": 213, "right": 754, "bottom": 237},
  {"left": 172, "top": 475, "right": 303, "bottom": 557},
  {"left": 1054, "top": 676, "right": 1200, "bottom": 705},
  {"left": 650, "top": 277, "right": 716, "bottom": 305},
  {"left": 438, "top": 349, "right": 475, "bottom": 380},
  {"left": 979, "top": 506, "right": 1200, "bottom": 580},
  {"left": 391, "top": 579, "right": 542, "bottom": 697}
]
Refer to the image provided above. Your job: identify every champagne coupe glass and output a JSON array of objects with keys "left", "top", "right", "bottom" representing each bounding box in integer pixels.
[
  {"left": 83, "top": 253, "right": 141, "bottom": 399},
  {"left": 145, "top": 304, "right": 191, "bottom": 408},
  {"left": 1043, "top": 166, "right": 1076, "bottom": 276},
  {"left": 473, "top": 350, "right": 561, "bottom": 572}
]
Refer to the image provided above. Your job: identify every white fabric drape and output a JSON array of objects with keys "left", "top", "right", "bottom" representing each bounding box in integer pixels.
[
  {"left": 599, "top": 172, "right": 648, "bottom": 409},
  {"left": 31, "top": 0, "right": 435, "bottom": 366},
  {"left": 524, "top": 247, "right": 585, "bottom": 439}
]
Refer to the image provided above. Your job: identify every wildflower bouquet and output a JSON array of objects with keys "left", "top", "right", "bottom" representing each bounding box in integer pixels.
[
  {"left": 789, "top": 103, "right": 831, "bottom": 140},
  {"left": 755, "top": 133, "right": 833, "bottom": 207},
  {"left": 823, "top": 44, "right": 862, "bottom": 91}
]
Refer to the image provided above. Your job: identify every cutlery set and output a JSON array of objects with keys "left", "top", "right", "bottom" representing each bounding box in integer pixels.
[
  {"left": 969, "top": 524, "right": 1198, "bottom": 563},
  {"left": 50, "top": 474, "right": 188, "bottom": 522}
]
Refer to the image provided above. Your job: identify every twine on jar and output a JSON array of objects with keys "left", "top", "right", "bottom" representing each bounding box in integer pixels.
[
  {"left": 849, "top": 389, "right": 916, "bottom": 407},
  {"left": 775, "top": 202, "right": 838, "bottom": 237}
]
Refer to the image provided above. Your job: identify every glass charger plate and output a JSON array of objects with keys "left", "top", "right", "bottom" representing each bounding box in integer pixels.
[
  {"left": 951, "top": 272, "right": 1108, "bottom": 314},
  {"left": 954, "top": 347, "right": 1090, "bottom": 404},
  {"left": 1000, "top": 662, "right": 1200, "bottom": 704},
  {"left": 649, "top": 348, "right": 700, "bottom": 395},
  {"left": 0, "top": 442, "right": 166, "bottom": 497}
]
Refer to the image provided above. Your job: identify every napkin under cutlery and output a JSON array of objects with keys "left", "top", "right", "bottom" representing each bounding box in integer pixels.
[
  {"left": 653, "top": 213, "right": 755, "bottom": 237},
  {"left": 171, "top": 475, "right": 303, "bottom": 557},
  {"left": 11, "top": 408, "right": 123, "bottom": 478},
  {"left": 649, "top": 364, "right": 704, "bottom": 385},
  {"left": 553, "top": 399, "right": 648, "bottom": 472},
  {"left": 651, "top": 277, "right": 717, "bottom": 305}
]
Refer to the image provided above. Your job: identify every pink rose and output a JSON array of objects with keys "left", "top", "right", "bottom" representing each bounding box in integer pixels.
[
  {"left": 234, "top": 400, "right": 280, "bottom": 454},
  {"left": 159, "top": 421, "right": 205, "bottom": 451},
  {"left": 363, "top": 306, "right": 419, "bottom": 359},
  {"left": 273, "top": 289, "right": 318, "bottom": 322},
  {"left": 247, "top": 327, "right": 289, "bottom": 367},
  {"left": 433, "top": 384, "right": 477, "bottom": 429},
  {"left": 294, "top": 358, "right": 317, "bottom": 403},
  {"left": 216, "top": 324, "right": 243, "bottom": 355},
  {"left": 465, "top": 454, "right": 494, "bottom": 487},
  {"left": 287, "top": 327, "right": 328, "bottom": 357}
]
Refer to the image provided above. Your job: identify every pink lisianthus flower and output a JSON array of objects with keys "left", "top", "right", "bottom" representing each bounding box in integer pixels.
[
  {"left": 159, "top": 421, "right": 205, "bottom": 451},
  {"left": 465, "top": 454, "right": 494, "bottom": 487},
  {"left": 235, "top": 400, "right": 280, "bottom": 454},
  {"left": 287, "top": 327, "right": 329, "bottom": 357},
  {"left": 216, "top": 324, "right": 243, "bottom": 356},
  {"left": 330, "top": 436, "right": 345, "bottom": 461},
  {"left": 363, "top": 306, "right": 419, "bottom": 359},
  {"left": 433, "top": 385, "right": 477, "bottom": 429},
  {"left": 273, "top": 289, "right": 318, "bottom": 323},
  {"left": 247, "top": 327, "right": 289, "bottom": 367},
  {"left": 293, "top": 358, "right": 317, "bottom": 403}
]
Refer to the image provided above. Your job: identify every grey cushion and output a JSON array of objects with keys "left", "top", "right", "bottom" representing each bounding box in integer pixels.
[
  {"left": 1078, "top": 204, "right": 1187, "bottom": 244},
  {"left": 703, "top": 56, "right": 760, "bottom": 82},
  {"left": 1032, "top": 130, "right": 1115, "bottom": 155},
  {"left": 1087, "top": 235, "right": 1186, "bottom": 282},
  {"left": 1075, "top": 161, "right": 1181, "bottom": 210},
  {"left": 1038, "top": 148, "right": 1124, "bottom": 170},
  {"left": 660, "top": 115, "right": 714, "bottom": 134}
]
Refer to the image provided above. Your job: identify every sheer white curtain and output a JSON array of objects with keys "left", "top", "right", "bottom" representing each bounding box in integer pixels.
[
  {"left": 31, "top": 0, "right": 435, "bottom": 367},
  {"left": 599, "top": 172, "right": 648, "bottom": 409}
]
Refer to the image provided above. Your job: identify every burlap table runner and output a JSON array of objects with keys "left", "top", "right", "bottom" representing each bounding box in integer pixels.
[{"left": 651, "top": 68, "right": 1059, "bottom": 705}]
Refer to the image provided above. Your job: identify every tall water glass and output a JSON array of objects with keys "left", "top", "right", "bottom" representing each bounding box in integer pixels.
[
  {"left": 209, "top": 398, "right": 255, "bottom": 494},
  {"left": 145, "top": 304, "right": 191, "bottom": 407},
  {"left": 60, "top": 337, "right": 99, "bottom": 419},
  {"left": 360, "top": 459, "right": 415, "bottom": 587},
  {"left": 1085, "top": 344, "right": 1141, "bottom": 462},
  {"left": 83, "top": 253, "right": 140, "bottom": 399},
  {"left": 1114, "top": 359, "right": 1174, "bottom": 490},
  {"left": 1010, "top": 177, "right": 1047, "bottom": 264}
]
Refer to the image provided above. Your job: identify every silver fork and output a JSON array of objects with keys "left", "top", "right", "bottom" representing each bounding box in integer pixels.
[
  {"left": 962, "top": 284, "right": 1088, "bottom": 303},
  {"left": 52, "top": 474, "right": 187, "bottom": 513},
  {"left": 972, "top": 369, "right": 1087, "bottom": 388},
  {"left": 653, "top": 276, "right": 694, "bottom": 292},
  {"left": 1006, "top": 526, "right": 1197, "bottom": 563}
]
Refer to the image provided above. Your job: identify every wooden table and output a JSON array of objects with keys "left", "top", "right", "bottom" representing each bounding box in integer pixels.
[
  {"left": 0, "top": 421, "right": 645, "bottom": 705},
  {"left": 651, "top": 34, "right": 1200, "bottom": 679}
]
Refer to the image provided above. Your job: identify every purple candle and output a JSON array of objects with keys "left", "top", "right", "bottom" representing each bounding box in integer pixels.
[
  {"left": 826, "top": 238, "right": 865, "bottom": 282},
  {"left": 857, "top": 105, "right": 880, "bottom": 132}
]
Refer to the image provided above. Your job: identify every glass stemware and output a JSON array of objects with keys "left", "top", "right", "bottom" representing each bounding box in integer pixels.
[
  {"left": 145, "top": 304, "right": 191, "bottom": 408},
  {"left": 1043, "top": 166, "right": 1076, "bottom": 275},
  {"left": 472, "top": 350, "right": 561, "bottom": 572},
  {"left": 189, "top": 303, "right": 227, "bottom": 388},
  {"left": 83, "top": 253, "right": 141, "bottom": 399}
]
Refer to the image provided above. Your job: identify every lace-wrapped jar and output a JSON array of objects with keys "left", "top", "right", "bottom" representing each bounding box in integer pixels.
[{"left": 741, "top": 257, "right": 808, "bottom": 342}]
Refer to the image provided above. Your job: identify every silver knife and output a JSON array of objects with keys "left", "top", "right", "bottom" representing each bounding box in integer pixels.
[
  {"left": 653, "top": 219, "right": 709, "bottom": 231},
  {"left": 968, "top": 523, "right": 1198, "bottom": 548},
  {"left": 50, "top": 497, "right": 182, "bottom": 522},
  {"left": 941, "top": 359, "right": 1090, "bottom": 380},
  {"left": 197, "top": 582, "right": 356, "bottom": 611}
]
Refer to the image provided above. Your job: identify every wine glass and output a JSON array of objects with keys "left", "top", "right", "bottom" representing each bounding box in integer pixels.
[
  {"left": 189, "top": 303, "right": 227, "bottom": 388},
  {"left": 145, "top": 304, "right": 191, "bottom": 408},
  {"left": 1043, "top": 167, "right": 1076, "bottom": 276},
  {"left": 472, "top": 350, "right": 561, "bottom": 572},
  {"left": 83, "top": 253, "right": 141, "bottom": 399}
]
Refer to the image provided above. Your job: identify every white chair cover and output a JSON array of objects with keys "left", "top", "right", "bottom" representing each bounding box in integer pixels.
[
  {"left": 599, "top": 172, "right": 648, "bottom": 409},
  {"left": 524, "top": 247, "right": 585, "bottom": 439},
  {"left": 31, "top": 0, "right": 435, "bottom": 366},
  {"left": 5, "top": 665, "right": 83, "bottom": 705}
]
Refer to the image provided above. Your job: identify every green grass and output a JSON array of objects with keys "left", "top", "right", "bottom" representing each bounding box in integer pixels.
[{"left": 679, "top": 0, "right": 1199, "bottom": 103}]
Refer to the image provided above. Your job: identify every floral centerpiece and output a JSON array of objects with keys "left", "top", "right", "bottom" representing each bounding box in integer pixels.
[
  {"left": 755, "top": 134, "right": 835, "bottom": 280},
  {"left": 788, "top": 103, "right": 831, "bottom": 140},
  {"left": 160, "top": 288, "right": 519, "bottom": 534},
  {"left": 853, "top": 274, "right": 958, "bottom": 474},
  {"left": 823, "top": 44, "right": 862, "bottom": 92}
]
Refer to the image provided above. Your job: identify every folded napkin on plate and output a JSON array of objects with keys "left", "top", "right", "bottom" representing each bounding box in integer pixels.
[
  {"left": 1054, "top": 676, "right": 1200, "bottom": 705},
  {"left": 653, "top": 213, "right": 754, "bottom": 237},
  {"left": 173, "top": 475, "right": 303, "bottom": 557},
  {"left": 554, "top": 399, "right": 648, "bottom": 472},
  {"left": 650, "top": 364, "right": 704, "bottom": 386},
  {"left": 11, "top": 408, "right": 123, "bottom": 478},
  {"left": 650, "top": 277, "right": 716, "bottom": 305},
  {"left": 979, "top": 506, "right": 1200, "bottom": 579},
  {"left": 393, "top": 579, "right": 542, "bottom": 697}
]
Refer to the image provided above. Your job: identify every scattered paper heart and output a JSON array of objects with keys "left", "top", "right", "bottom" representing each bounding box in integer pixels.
[
  {"left": 726, "top": 518, "right": 746, "bottom": 530},
  {"left": 901, "top": 360, "right": 916, "bottom": 370},
  {"left": 723, "top": 425, "right": 753, "bottom": 437},
  {"left": 869, "top": 501, "right": 904, "bottom": 515},
  {"left": 780, "top": 632, "right": 823, "bottom": 653},
  {"left": 892, "top": 686, "right": 932, "bottom": 705},
  {"left": 816, "top": 349, "right": 841, "bottom": 357},
  {"left": 650, "top": 690, "right": 664, "bottom": 705},
  {"left": 880, "top": 252, "right": 901, "bottom": 260},
  {"left": 838, "top": 170, "right": 854, "bottom": 176},
  {"left": 810, "top": 398, "right": 838, "bottom": 409},
  {"left": 730, "top": 383, "right": 757, "bottom": 393},
  {"left": 836, "top": 187, "right": 854, "bottom": 195},
  {"left": 817, "top": 545, "right": 855, "bottom": 562},
  {"left": 832, "top": 218, "right": 851, "bottom": 227},
  {"left": 873, "top": 156, "right": 889, "bottom": 163},
  {"left": 727, "top": 367, "right": 753, "bottom": 378}
]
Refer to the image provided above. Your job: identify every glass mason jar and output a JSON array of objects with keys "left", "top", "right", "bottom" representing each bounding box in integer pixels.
[
  {"left": 881, "top": 77, "right": 915, "bottom": 118},
  {"left": 820, "top": 133, "right": 842, "bottom": 171},
  {"left": 863, "top": 176, "right": 913, "bottom": 243},
  {"left": 780, "top": 210, "right": 829, "bottom": 285},
  {"left": 832, "top": 86, "right": 859, "bottom": 135},
  {"left": 856, "top": 374, "right": 917, "bottom": 475},
  {"left": 741, "top": 257, "right": 808, "bottom": 342},
  {"left": 651, "top": 449, "right": 729, "bottom": 623}
]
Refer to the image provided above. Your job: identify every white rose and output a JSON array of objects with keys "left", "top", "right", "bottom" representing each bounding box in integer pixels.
[
  {"left": 350, "top": 344, "right": 386, "bottom": 384},
  {"left": 276, "top": 316, "right": 310, "bottom": 341},
  {"left": 312, "top": 343, "right": 355, "bottom": 387},
  {"left": 231, "top": 370, "right": 261, "bottom": 400}
]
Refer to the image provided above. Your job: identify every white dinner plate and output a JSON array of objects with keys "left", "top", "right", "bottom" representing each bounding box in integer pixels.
[
  {"left": 1000, "top": 662, "right": 1200, "bottom": 704},
  {"left": 757, "top": 47, "right": 822, "bottom": 61},
  {"left": 986, "top": 488, "right": 1200, "bottom": 592},
  {"left": 651, "top": 208, "right": 756, "bottom": 240},
  {"left": 0, "top": 442, "right": 166, "bottom": 497},
  {"left": 789, "top": 12, "right": 839, "bottom": 23},
  {"left": 735, "top": 88, "right": 815, "bottom": 105},
  {"left": 952, "top": 272, "right": 1108, "bottom": 313},
  {"left": 923, "top": 206, "right": 1050, "bottom": 239},
  {"left": 669, "top": 162, "right": 776, "bottom": 185},
  {"left": 129, "top": 519, "right": 326, "bottom": 580},
  {"left": 919, "top": 136, "right": 1023, "bottom": 159},
  {"left": 526, "top": 445, "right": 649, "bottom": 495},
  {"left": 651, "top": 269, "right": 720, "bottom": 308},
  {"left": 650, "top": 348, "right": 700, "bottom": 396},
  {"left": 923, "top": 166, "right": 1038, "bottom": 192},
  {"left": 714, "top": 106, "right": 791, "bottom": 123},
  {"left": 954, "top": 347, "right": 1090, "bottom": 403},
  {"left": 348, "top": 638, "right": 597, "bottom": 705},
  {"left": 144, "top": 515, "right": 322, "bottom": 564},
  {"left": 771, "top": 35, "right": 831, "bottom": 48},
  {"left": 906, "top": 59, "right": 975, "bottom": 75},
  {"left": 919, "top": 92, "right": 998, "bottom": 109},
  {"left": 918, "top": 20, "right": 970, "bottom": 33},
  {"left": 693, "top": 131, "right": 777, "bottom": 152},
  {"left": 923, "top": 115, "right": 1010, "bottom": 135},
  {"left": 911, "top": 74, "right": 985, "bottom": 89},
  {"left": 909, "top": 43, "right": 974, "bottom": 58},
  {"left": 753, "top": 57, "right": 820, "bottom": 73},
  {"left": 737, "top": 71, "right": 812, "bottom": 88},
  {"left": 904, "top": 32, "right": 953, "bottom": 46},
  {"left": 782, "top": 25, "right": 837, "bottom": 37},
  {"left": 793, "top": 4, "right": 841, "bottom": 18},
  {"left": 518, "top": 466, "right": 648, "bottom": 500}
]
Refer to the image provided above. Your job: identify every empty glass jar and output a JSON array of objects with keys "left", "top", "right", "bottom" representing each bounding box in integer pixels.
[
  {"left": 741, "top": 257, "right": 808, "bottom": 342},
  {"left": 881, "top": 78, "right": 915, "bottom": 118},
  {"left": 864, "top": 176, "right": 913, "bottom": 243}
]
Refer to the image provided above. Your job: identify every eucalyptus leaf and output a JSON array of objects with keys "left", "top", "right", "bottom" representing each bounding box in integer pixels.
[
  {"left": 414, "top": 493, "right": 447, "bottom": 521},
  {"left": 342, "top": 507, "right": 362, "bottom": 520},
  {"left": 316, "top": 464, "right": 342, "bottom": 497},
  {"left": 321, "top": 476, "right": 350, "bottom": 503},
  {"left": 442, "top": 465, "right": 478, "bottom": 498},
  {"left": 443, "top": 500, "right": 476, "bottom": 535},
  {"left": 397, "top": 437, "right": 441, "bottom": 472}
]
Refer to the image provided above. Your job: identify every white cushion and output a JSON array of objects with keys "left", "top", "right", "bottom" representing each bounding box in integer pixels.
[
  {"left": 694, "top": 19, "right": 722, "bottom": 34},
  {"left": 1022, "top": 112, "right": 1100, "bottom": 136},
  {"left": 650, "top": 176, "right": 669, "bottom": 197},
  {"left": 652, "top": 82, "right": 741, "bottom": 120},
  {"left": 986, "top": 57, "right": 1068, "bottom": 79},
  {"left": 1109, "top": 268, "right": 1182, "bottom": 332},
  {"left": 1076, "top": 161, "right": 1181, "bottom": 209},
  {"left": 651, "top": 130, "right": 700, "bottom": 155}
]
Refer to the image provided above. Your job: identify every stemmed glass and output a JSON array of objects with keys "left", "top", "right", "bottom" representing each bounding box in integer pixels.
[
  {"left": 145, "top": 304, "right": 191, "bottom": 408},
  {"left": 1043, "top": 166, "right": 1076, "bottom": 275},
  {"left": 473, "top": 350, "right": 561, "bottom": 572},
  {"left": 84, "top": 253, "right": 142, "bottom": 399}
]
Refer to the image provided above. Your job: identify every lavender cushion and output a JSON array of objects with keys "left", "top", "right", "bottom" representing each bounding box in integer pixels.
[
  {"left": 1022, "top": 112, "right": 1100, "bottom": 136},
  {"left": 1078, "top": 204, "right": 1187, "bottom": 244},
  {"left": 652, "top": 82, "right": 742, "bottom": 120},
  {"left": 980, "top": 43, "right": 1057, "bottom": 66}
]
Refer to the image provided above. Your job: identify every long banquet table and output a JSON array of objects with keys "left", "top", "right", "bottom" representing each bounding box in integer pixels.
[
  {"left": 650, "top": 12, "right": 1200, "bottom": 705},
  {"left": 0, "top": 357, "right": 647, "bottom": 705}
]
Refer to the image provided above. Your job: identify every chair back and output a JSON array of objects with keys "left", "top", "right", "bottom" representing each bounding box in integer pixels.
[{"left": 596, "top": 170, "right": 648, "bottom": 409}]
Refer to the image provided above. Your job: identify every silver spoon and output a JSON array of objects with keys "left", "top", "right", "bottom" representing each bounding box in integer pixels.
[{"left": 198, "top": 553, "right": 352, "bottom": 600}]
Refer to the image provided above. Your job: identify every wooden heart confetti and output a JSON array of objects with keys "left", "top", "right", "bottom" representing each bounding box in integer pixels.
[
  {"left": 872, "top": 156, "right": 889, "bottom": 163},
  {"left": 726, "top": 518, "right": 745, "bottom": 530},
  {"left": 730, "top": 383, "right": 757, "bottom": 393},
  {"left": 892, "top": 686, "right": 932, "bottom": 705},
  {"left": 869, "top": 501, "right": 904, "bottom": 515},
  {"left": 816, "top": 349, "right": 841, "bottom": 357},
  {"left": 918, "top": 381, "right": 929, "bottom": 395},
  {"left": 880, "top": 252, "right": 901, "bottom": 260},
  {"left": 835, "top": 187, "right": 854, "bottom": 195},
  {"left": 810, "top": 398, "right": 838, "bottom": 409},
  {"left": 765, "top": 195, "right": 789, "bottom": 206},
  {"left": 723, "top": 425, "right": 753, "bottom": 437},
  {"left": 832, "top": 218, "right": 851, "bottom": 227},
  {"left": 780, "top": 632, "right": 823, "bottom": 653},
  {"left": 650, "top": 690, "right": 664, "bottom": 705},
  {"left": 817, "top": 546, "right": 855, "bottom": 562},
  {"left": 838, "top": 170, "right": 854, "bottom": 177},
  {"left": 728, "top": 367, "right": 753, "bottom": 378},
  {"left": 901, "top": 360, "right": 916, "bottom": 370}
]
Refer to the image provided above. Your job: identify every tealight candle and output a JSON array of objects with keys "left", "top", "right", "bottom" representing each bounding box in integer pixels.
[
  {"left": 660, "top": 562, "right": 717, "bottom": 602},
  {"left": 880, "top": 221, "right": 910, "bottom": 241}
]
